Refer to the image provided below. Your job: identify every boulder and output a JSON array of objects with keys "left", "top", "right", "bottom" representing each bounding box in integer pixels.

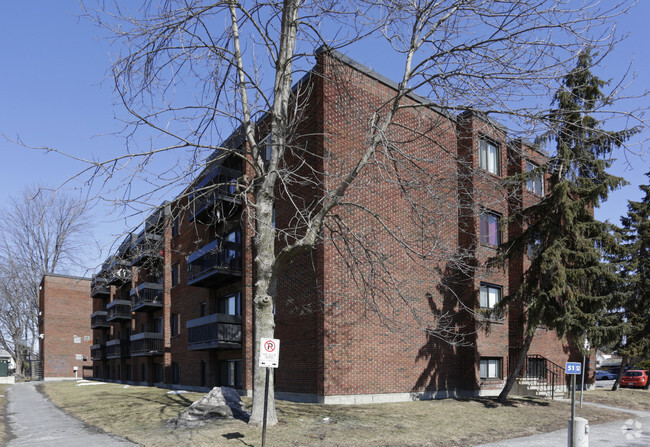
[{"left": 170, "top": 386, "right": 247, "bottom": 427}]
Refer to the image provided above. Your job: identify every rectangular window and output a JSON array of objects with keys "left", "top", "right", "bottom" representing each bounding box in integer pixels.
[
  {"left": 200, "top": 301, "right": 207, "bottom": 317},
  {"left": 172, "top": 362, "right": 181, "bottom": 385},
  {"left": 200, "top": 360, "right": 207, "bottom": 387},
  {"left": 170, "top": 313, "right": 180, "bottom": 336},
  {"left": 526, "top": 162, "right": 543, "bottom": 195},
  {"left": 480, "top": 358, "right": 502, "bottom": 379},
  {"left": 171, "top": 217, "right": 179, "bottom": 238},
  {"left": 219, "top": 359, "right": 242, "bottom": 388},
  {"left": 171, "top": 263, "right": 179, "bottom": 287},
  {"left": 219, "top": 292, "right": 241, "bottom": 316},
  {"left": 480, "top": 210, "right": 501, "bottom": 246},
  {"left": 154, "top": 316, "right": 163, "bottom": 334},
  {"left": 479, "top": 139, "right": 500, "bottom": 175},
  {"left": 480, "top": 284, "right": 501, "bottom": 309}
]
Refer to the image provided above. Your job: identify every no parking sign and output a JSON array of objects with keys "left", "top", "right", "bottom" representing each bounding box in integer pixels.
[{"left": 259, "top": 338, "right": 280, "bottom": 368}]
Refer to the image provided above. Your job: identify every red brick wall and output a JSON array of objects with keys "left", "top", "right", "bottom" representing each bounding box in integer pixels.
[{"left": 39, "top": 275, "right": 92, "bottom": 379}]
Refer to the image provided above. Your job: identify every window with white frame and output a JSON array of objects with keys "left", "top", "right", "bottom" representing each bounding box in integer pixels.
[
  {"left": 480, "top": 210, "right": 501, "bottom": 246},
  {"left": 479, "top": 139, "right": 500, "bottom": 175},
  {"left": 480, "top": 358, "right": 502, "bottom": 379},
  {"left": 480, "top": 284, "right": 501, "bottom": 309},
  {"left": 526, "top": 161, "right": 543, "bottom": 195}
]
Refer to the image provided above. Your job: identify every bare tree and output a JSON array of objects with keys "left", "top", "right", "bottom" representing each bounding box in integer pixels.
[
  {"left": 50, "top": 0, "right": 643, "bottom": 424},
  {"left": 0, "top": 186, "right": 90, "bottom": 375}
]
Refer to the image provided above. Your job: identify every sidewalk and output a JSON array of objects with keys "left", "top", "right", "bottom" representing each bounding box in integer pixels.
[
  {"left": 5, "top": 381, "right": 136, "bottom": 447},
  {"left": 476, "top": 401, "right": 650, "bottom": 447}
]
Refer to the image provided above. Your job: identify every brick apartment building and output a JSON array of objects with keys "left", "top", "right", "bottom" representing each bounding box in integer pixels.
[
  {"left": 85, "top": 49, "right": 580, "bottom": 403},
  {"left": 39, "top": 274, "right": 93, "bottom": 380}
]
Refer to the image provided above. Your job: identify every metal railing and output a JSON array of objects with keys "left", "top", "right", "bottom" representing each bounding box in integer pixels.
[{"left": 522, "top": 354, "right": 566, "bottom": 399}]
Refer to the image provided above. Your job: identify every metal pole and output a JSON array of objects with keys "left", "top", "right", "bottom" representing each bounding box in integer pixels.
[
  {"left": 262, "top": 367, "right": 270, "bottom": 447},
  {"left": 579, "top": 355, "right": 586, "bottom": 408},
  {"left": 570, "top": 375, "right": 576, "bottom": 447}
]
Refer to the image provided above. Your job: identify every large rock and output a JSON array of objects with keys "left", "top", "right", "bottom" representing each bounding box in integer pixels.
[{"left": 170, "top": 387, "right": 247, "bottom": 427}]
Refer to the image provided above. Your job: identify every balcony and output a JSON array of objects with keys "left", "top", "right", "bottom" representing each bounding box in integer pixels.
[
  {"left": 107, "top": 258, "right": 132, "bottom": 285},
  {"left": 106, "top": 300, "right": 132, "bottom": 321},
  {"left": 131, "top": 232, "right": 163, "bottom": 267},
  {"left": 130, "top": 332, "right": 164, "bottom": 356},
  {"left": 189, "top": 165, "right": 241, "bottom": 223},
  {"left": 91, "top": 276, "right": 110, "bottom": 298},
  {"left": 187, "top": 237, "right": 242, "bottom": 287},
  {"left": 90, "top": 311, "right": 110, "bottom": 329},
  {"left": 187, "top": 313, "right": 242, "bottom": 350},
  {"left": 90, "top": 344, "right": 105, "bottom": 361},
  {"left": 130, "top": 282, "right": 163, "bottom": 312},
  {"left": 106, "top": 339, "right": 131, "bottom": 359}
]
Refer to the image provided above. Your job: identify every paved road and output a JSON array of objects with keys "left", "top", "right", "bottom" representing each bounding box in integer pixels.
[
  {"left": 477, "top": 401, "right": 650, "bottom": 447},
  {"left": 5, "top": 381, "right": 136, "bottom": 447}
]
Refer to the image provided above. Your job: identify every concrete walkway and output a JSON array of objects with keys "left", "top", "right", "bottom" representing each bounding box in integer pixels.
[
  {"left": 5, "top": 381, "right": 136, "bottom": 447},
  {"left": 476, "top": 401, "right": 650, "bottom": 447}
]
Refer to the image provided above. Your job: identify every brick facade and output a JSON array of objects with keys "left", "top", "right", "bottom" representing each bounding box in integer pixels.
[
  {"left": 79, "top": 50, "right": 581, "bottom": 401},
  {"left": 39, "top": 274, "right": 92, "bottom": 380}
]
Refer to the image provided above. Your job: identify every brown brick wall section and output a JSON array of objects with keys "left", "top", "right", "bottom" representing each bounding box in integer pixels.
[{"left": 39, "top": 274, "right": 92, "bottom": 378}]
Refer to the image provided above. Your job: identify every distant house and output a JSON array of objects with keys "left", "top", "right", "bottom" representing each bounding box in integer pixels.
[{"left": 596, "top": 350, "right": 622, "bottom": 369}]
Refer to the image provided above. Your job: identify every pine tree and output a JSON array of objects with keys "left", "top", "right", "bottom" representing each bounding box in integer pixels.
[
  {"left": 494, "top": 49, "right": 640, "bottom": 403},
  {"left": 611, "top": 173, "right": 650, "bottom": 390}
]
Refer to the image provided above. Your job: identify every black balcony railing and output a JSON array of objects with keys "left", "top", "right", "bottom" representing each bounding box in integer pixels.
[
  {"left": 130, "top": 332, "right": 164, "bottom": 356},
  {"left": 106, "top": 339, "right": 131, "bottom": 359},
  {"left": 91, "top": 276, "right": 110, "bottom": 298},
  {"left": 130, "top": 282, "right": 163, "bottom": 312},
  {"left": 131, "top": 233, "right": 163, "bottom": 267},
  {"left": 90, "top": 344, "right": 105, "bottom": 361},
  {"left": 189, "top": 166, "right": 241, "bottom": 222},
  {"left": 107, "top": 260, "right": 132, "bottom": 285},
  {"left": 187, "top": 313, "right": 242, "bottom": 350},
  {"left": 106, "top": 300, "right": 132, "bottom": 321},
  {"left": 90, "top": 311, "right": 110, "bottom": 329},
  {"left": 187, "top": 237, "right": 242, "bottom": 287}
]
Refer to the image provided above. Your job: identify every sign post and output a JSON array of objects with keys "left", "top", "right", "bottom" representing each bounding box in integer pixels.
[
  {"left": 566, "top": 361, "right": 582, "bottom": 447},
  {"left": 580, "top": 338, "right": 589, "bottom": 409},
  {"left": 259, "top": 338, "right": 280, "bottom": 447}
]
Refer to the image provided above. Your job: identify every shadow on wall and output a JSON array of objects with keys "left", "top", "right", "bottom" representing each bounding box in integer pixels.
[{"left": 413, "top": 260, "right": 479, "bottom": 395}]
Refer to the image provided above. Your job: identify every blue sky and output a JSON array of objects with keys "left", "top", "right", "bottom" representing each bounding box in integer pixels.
[{"left": 1, "top": 1, "right": 648, "bottom": 274}]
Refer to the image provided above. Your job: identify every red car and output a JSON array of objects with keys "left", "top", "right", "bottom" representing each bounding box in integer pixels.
[{"left": 620, "top": 370, "right": 649, "bottom": 389}]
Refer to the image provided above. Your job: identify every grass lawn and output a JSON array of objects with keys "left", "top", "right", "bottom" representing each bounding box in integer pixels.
[
  {"left": 0, "top": 384, "right": 10, "bottom": 445},
  {"left": 39, "top": 381, "right": 637, "bottom": 446},
  {"left": 581, "top": 387, "right": 650, "bottom": 412}
]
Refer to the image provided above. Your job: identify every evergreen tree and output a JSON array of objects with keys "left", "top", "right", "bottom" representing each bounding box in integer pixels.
[
  {"left": 611, "top": 173, "right": 650, "bottom": 390},
  {"left": 494, "top": 49, "right": 640, "bottom": 403}
]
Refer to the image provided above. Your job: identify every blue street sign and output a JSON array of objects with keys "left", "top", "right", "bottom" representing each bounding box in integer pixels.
[{"left": 566, "top": 362, "right": 582, "bottom": 375}]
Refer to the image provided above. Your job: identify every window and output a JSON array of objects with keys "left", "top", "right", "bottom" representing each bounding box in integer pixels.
[
  {"left": 219, "top": 292, "right": 241, "bottom": 316},
  {"left": 154, "top": 317, "right": 163, "bottom": 334},
  {"left": 172, "top": 217, "right": 179, "bottom": 238},
  {"left": 480, "top": 210, "right": 501, "bottom": 246},
  {"left": 200, "top": 301, "right": 207, "bottom": 317},
  {"left": 479, "top": 139, "right": 500, "bottom": 175},
  {"left": 219, "top": 359, "right": 242, "bottom": 388},
  {"left": 171, "top": 263, "right": 179, "bottom": 287},
  {"left": 172, "top": 362, "right": 181, "bottom": 385},
  {"left": 526, "top": 161, "right": 543, "bottom": 195},
  {"left": 200, "top": 360, "right": 207, "bottom": 387},
  {"left": 170, "top": 313, "right": 180, "bottom": 336},
  {"left": 480, "top": 358, "right": 502, "bottom": 379},
  {"left": 480, "top": 284, "right": 501, "bottom": 309}
]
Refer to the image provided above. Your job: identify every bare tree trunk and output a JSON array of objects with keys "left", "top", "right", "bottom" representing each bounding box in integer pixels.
[
  {"left": 611, "top": 353, "right": 628, "bottom": 391},
  {"left": 497, "top": 331, "right": 535, "bottom": 403}
]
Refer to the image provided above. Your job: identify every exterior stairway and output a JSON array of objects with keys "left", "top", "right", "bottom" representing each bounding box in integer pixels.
[{"left": 513, "top": 355, "right": 567, "bottom": 399}]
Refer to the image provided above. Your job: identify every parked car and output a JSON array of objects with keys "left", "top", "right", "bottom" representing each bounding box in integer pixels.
[
  {"left": 595, "top": 370, "right": 617, "bottom": 380},
  {"left": 620, "top": 370, "right": 649, "bottom": 389}
]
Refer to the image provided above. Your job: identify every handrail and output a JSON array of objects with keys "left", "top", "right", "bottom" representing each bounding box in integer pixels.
[{"left": 523, "top": 355, "right": 566, "bottom": 399}]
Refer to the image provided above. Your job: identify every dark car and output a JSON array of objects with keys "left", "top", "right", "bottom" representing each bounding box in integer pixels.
[{"left": 620, "top": 370, "right": 649, "bottom": 389}]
